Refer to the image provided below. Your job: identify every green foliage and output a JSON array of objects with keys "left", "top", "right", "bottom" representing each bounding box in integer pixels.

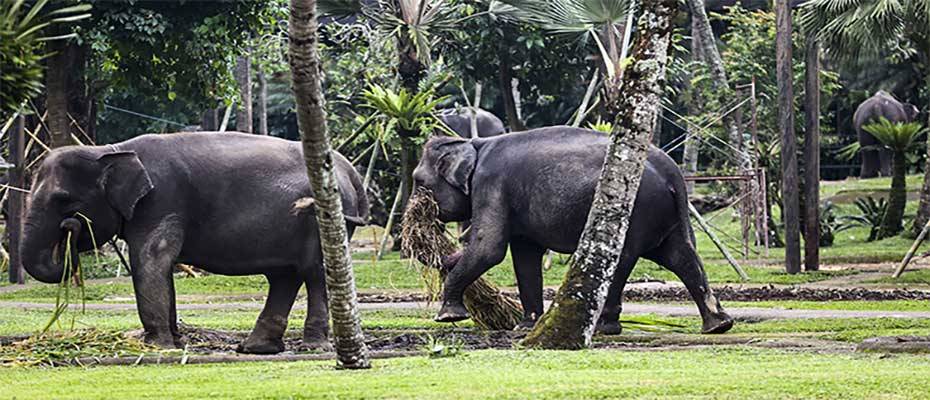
[
  {"left": 421, "top": 333, "right": 464, "bottom": 358},
  {"left": 0, "top": 0, "right": 90, "bottom": 120},
  {"left": 862, "top": 118, "right": 927, "bottom": 153},
  {"left": 362, "top": 84, "right": 451, "bottom": 139},
  {"left": 586, "top": 118, "right": 613, "bottom": 133},
  {"left": 842, "top": 196, "right": 889, "bottom": 242}
]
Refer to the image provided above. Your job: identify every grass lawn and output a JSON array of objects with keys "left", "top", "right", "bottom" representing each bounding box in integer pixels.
[
  {"left": 726, "top": 300, "right": 930, "bottom": 312},
  {"left": 3, "top": 348, "right": 930, "bottom": 399}
]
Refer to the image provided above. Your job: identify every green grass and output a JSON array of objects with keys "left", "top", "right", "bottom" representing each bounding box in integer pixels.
[
  {"left": 869, "top": 269, "right": 930, "bottom": 285},
  {"left": 726, "top": 300, "right": 930, "bottom": 312},
  {"left": 3, "top": 348, "right": 930, "bottom": 399},
  {"left": 730, "top": 317, "right": 930, "bottom": 342},
  {"left": 0, "top": 306, "right": 468, "bottom": 337}
]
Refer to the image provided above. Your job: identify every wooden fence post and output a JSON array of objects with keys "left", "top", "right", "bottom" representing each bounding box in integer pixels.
[{"left": 8, "top": 116, "right": 25, "bottom": 284}]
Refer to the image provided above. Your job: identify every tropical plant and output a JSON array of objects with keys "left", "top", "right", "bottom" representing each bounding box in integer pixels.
[
  {"left": 862, "top": 118, "right": 927, "bottom": 238},
  {"left": 842, "top": 196, "right": 889, "bottom": 242},
  {"left": 799, "top": 0, "right": 930, "bottom": 237},
  {"left": 362, "top": 84, "right": 450, "bottom": 138},
  {"left": 0, "top": 0, "right": 90, "bottom": 121}
]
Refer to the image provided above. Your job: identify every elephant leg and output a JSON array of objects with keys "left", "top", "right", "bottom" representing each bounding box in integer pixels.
[
  {"left": 510, "top": 240, "right": 545, "bottom": 330},
  {"left": 647, "top": 238, "right": 733, "bottom": 334},
  {"left": 879, "top": 149, "right": 893, "bottom": 177},
  {"left": 436, "top": 211, "right": 510, "bottom": 322},
  {"left": 302, "top": 259, "right": 334, "bottom": 352},
  {"left": 126, "top": 218, "right": 184, "bottom": 348},
  {"left": 237, "top": 272, "right": 302, "bottom": 354},
  {"left": 861, "top": 150, "right": 880, "bottom": 178},
  {"left": 595, "top": 256, "right": 638, "bottom": 335}
]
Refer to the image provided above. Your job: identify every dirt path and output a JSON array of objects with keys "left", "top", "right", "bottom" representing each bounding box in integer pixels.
[{"left": 4, "top": 300, "right": 930, "bottom": 320}]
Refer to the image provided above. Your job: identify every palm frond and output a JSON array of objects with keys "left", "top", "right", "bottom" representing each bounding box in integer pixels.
[{"left": 862, "top": 117, "right": 926, "bottom": 151}]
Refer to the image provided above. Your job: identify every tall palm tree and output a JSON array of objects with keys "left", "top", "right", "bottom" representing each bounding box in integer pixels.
[
  {"left": 521, "top": 0, "right": 677, "bottom": 349},
  {"left": 862, "top": 119, "right": 926, "bottom": 239},
  {"left": 777, "top": 0, "right": 801, "bottom": 274},
  {"left": 289, "top": 0, "right": 370, "bottom": 369},
  {"left": 800, "top": 0, "right": 930, "bottom": 237}
]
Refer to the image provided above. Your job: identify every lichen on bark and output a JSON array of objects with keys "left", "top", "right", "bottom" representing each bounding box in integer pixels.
[
  {"left": 289, "top": 0, "right": 370, "bottom": 369},
  {"left": 521, "top": 0, "right": 677, "bottom": 350}
]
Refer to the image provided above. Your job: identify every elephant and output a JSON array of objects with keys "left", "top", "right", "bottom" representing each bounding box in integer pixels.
[
  {"left": 21, "top": 132, "right": 369, "bottom": 354},
  {"left": 412, "top": 126, "right": 734, "bottom": 334},
  {"left": 436, "top": 107, "right": 507, "bottom": 138},
  {"left": 853, "top": 91, "right": 920, "bottom": 178}
]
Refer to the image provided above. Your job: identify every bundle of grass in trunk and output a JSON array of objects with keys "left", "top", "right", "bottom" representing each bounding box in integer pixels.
[{"left": 401, "top": 187, "right": 523, "bottom": 330}]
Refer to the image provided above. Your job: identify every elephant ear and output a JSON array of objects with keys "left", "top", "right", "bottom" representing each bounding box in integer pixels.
[
  {"left": 97, "top": 151, "right": 154, "bottom": 220},
  {"left": 435, "top": 140, "right": 477, "bottom": 195}
]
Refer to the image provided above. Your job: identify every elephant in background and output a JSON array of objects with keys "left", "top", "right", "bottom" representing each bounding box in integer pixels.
[
  {"left": 21, "top": 132, "right": 368, "bottom": 354},
  {"left": 412, "top": 127, "right": 734, "bottom": 335},
  {"left": 854, "top": 91, "right": 920, "bottom": 178},
  {"left": 436, "top": 107, "right": 507, "bottom": 138}
]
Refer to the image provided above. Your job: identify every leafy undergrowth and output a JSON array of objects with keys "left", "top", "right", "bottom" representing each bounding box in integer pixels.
[{"left": 4, "top": 348, "right": 930, "bottom": 399}]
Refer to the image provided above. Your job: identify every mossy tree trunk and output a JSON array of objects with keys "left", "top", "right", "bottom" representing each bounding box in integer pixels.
[
  {"left": 521, "top": 0, "right": 677, "bottom": 350},
  {"left": 879, "top": 150, "right": 908, "bottom": 239},
  {"left": 289, "top": 0, "right": 370, "bottom": 369}
]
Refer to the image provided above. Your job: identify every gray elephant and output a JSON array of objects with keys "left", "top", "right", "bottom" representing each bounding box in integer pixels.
[
  {"left": 853, "top": 91, "right": 920, "bottom": 178},
  {"left": 412, "top": 127, "right": 734, "bottom": 334},
  {"left": 21, "top": 132, "right": 368, "bottom": 354},
  {"left": 436, "top": 107, "right": 506, "bottom": 138}
]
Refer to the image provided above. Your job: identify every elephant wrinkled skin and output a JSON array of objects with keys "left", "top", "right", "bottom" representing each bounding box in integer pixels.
[
  {"left": 21, "top": 132, "right": 368, "bottom": 354},
  {"left": 412, "top": 127, "right": 734, "bottom": 335}
]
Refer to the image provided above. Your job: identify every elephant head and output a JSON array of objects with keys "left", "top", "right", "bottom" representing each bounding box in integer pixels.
[
  {"left": 412, "top": 136, "right": 476, "bottom": 222},
  {"left": 21, "top": 147, "right": 153, "bottom": 283},
  {"left": 904, "top": 103, "right": 920, "bottom": 122}
]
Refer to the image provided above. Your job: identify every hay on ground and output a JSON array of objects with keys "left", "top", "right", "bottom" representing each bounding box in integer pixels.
[{"left": 401, "top": 187, "right": 523, "bottom": 331}]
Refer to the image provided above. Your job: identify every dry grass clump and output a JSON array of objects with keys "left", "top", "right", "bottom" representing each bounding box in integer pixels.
[
  {"left": 401, "top": 187, "right": 523, "bottom": 330},
  {"left": 0, "top": 329, "right": 156, "bottom": 367}
]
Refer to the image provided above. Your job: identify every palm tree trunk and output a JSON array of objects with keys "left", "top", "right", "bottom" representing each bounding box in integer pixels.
[
  {"left": 236, "top": 54, "right": 253, "bottom": 133},
  {"left": 257, "top": 69, "right": 269, "bottom": 135},
  {"left": 687, "top": 0, "right": 749, "bottom": 170},
  {"left": 803, "top": 39, "right": 821, "bottom": 270},
  {"left": 288, "top": 0, "right": 369, "bottom": 369},
  {"left": 911, "top": 73, "right": 930, "bottom": 237},
  {"left": 46, "top": 35, "right": 72, "bottom": 149},
  {"left": 682, "top": 15, "right": 705, "bottom": 194},
  {"left": 499, "top": 52, "right": 525, "bottom": 132},
  {"left": 776, "top": 0, "right": 801, "bottom": 274},
  {"left": 521, "top": 0, "right": 677, "bottom": 349},
  {"left": 880, "top": 150, "right": 907, "bottom": 239}
]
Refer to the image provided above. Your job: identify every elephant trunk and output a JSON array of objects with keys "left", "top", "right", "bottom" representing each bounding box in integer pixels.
[{"left": 21, "top": 216, "right": 82, "bottom": 284}]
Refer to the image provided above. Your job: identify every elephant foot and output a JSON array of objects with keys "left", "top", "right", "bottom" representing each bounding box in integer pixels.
[
  {"left": 595, "top": 320, "right": 622, "bottom": 336},
  {"left": 301, "top": 338, "right": 334, "bottom": 353},
  {"left": 143, "top": 331, "right": 182, "bottom": 349},
  {"left": 236, "top": 337, "right": 285, "bottom": 354},
  {"left": 513, "top": 318, "right": 537, "bottom": 331},
  {"left": 701, "top": 313, "right": 734, "bottom": 334},
  {"left": 435, "top": 301, "right": 469, "bottom": 323}
]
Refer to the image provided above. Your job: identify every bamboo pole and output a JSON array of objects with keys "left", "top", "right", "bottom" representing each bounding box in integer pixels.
[
  {"left": 688, "top": 202, "right": 750, "bottom": 281},
  {"left": 7, "top": 116, "right": 25, "bottom": 284},
  {"left": 893, "top": 219, "right": 930, "bottom": 278}
]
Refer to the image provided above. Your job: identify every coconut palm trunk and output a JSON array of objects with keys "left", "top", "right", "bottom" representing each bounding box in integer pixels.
[
  {"left": 288, "top": 0, "right": 370, "bottom": 369},
  {"left": 803, "top": 39, "right": 821, "bottom": 270},
  {"left": 880, "top": 150, "right": 908, "bottom": 238},
  {"left": 687, "top": 0, "right": 749, "bottom": 170},
  {"left": 777, "top": 0, "right": 802, "bottom": 274},
  {"left": 911, "top": 74, "right": 930, "bottom": 237},
  {"left": 521, "top": 0, "right": 677, "bottom": 350},
  {"left": 236, "top": 54, "right": 253, "bottom": 133}
]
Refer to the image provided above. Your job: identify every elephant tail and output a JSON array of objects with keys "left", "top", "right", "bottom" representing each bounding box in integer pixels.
[{"left": 668, "top": 164, "right": 697, "bottom": 247}]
